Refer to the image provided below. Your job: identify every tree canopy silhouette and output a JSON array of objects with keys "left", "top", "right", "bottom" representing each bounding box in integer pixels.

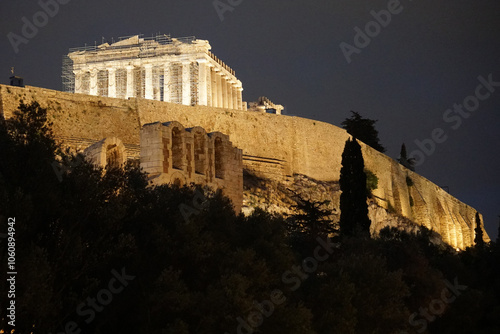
[
  {"left": 3, "top": 100, "right": 500, "bottom": 333},
  {"left": 341, "top": 111, "right": 385, "bottom": 153},
  {"left": 474, "top": 211, "right": 485, "bottom": 248},
  {"left": 286, "top": 191, "right": 336, "bottom": 238}
]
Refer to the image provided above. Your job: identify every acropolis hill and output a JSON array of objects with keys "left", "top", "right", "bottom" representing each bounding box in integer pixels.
[{"left": 0, "top": 35, "right": 489, "bottom": 249}]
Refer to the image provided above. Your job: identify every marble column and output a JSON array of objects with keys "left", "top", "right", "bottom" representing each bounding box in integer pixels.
[
  {"left": 232, "top": 84, "right": 238, "bottom": 110},
  {"left": 73, "top": 70, "right": 83, "bottom": 94},
  {"left": 216, "top": 70, "right": 223, "bottom": 108},
  {"left": 227, "top": 80, "right": 234, "bottom": 109},
  {"left": 223, "top": 76, "right": 230, "bottom": 109},
  {"left": 182, "top": 61, "right": 191, "bottom": 105},
  {"left": 163, "top": 64, "right": 171, "bottom": 102},
  {"left": 237, "top": 87, "right": 243, "bottom": 110},
  {"left": 107, "top": 68, "right": 116, "bottom": 98},
  {"left": 125, "top": 66, "right": 134, "bottom": 99},
  {"left": 144, "top": 64, "right": 153, "bottom": 100},
  {"left": 206, "top": 64, "right": 213, "bottom": 107},
  {"left": 89, "top": 68, "right": 98, "bottom": 96},
  {"left": 211, "top": 67, "right": 218, "bottom": 107},
  {"left": 197, "top": 59, "right": 208, "bottom": 106}
]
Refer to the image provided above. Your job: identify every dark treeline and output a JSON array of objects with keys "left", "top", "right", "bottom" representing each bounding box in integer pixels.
[{"left": 1, "top": 102, "right": 500, "bottom": 334}]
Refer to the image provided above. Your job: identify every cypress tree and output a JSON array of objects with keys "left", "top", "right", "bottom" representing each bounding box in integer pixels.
[
  {"left": 497, "top": 215, "right": 500, "bottom": 243},
  {"left": 339, "top": 137, "right": 371, "bottom": 238},
  {"left": 398, "top": 143, "right": 415, "bottom": 171},
  {"left": 474, "top": 211, "right": 485, "bottom": 248}
]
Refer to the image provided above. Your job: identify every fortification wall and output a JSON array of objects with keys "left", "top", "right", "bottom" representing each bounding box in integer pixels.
[
  {"left": 136, "top": 98, "right": 349, "bottom": 180},
  {"left": 0, "top": 85, "right": 141, "bottom": 149},
  {"left": 0, "top": 84, "right": 488, "bottom": 248},
  {"left": 362, "top": 148, "right": 482, "bottom": 248}
]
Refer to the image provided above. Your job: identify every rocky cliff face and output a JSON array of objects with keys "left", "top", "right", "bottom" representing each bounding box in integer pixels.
[{"left": 243, "top": 171, "right": 435, "bottom": 238}]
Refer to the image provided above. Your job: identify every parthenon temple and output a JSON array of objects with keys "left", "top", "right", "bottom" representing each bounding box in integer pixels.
[{"left": 63, "top": 34, "right": 246, "bottom": 110}]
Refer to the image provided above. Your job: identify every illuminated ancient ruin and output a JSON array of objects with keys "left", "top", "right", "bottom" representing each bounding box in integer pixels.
[
  {"left": 63, "top": 34, "right": 245, "bottom": 110},
  {"left": 140, "top": 121, "right": 243, "bottom": 212}
]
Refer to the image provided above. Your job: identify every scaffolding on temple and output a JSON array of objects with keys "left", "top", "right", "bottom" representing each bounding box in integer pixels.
[
  {"left": 61, "top": 54, "right": 74, "bottom": 93},
  {"left": 115, "top": 68, "right": 127, "bottom": 99},
  {"left": 169, "top": 63, "right": 182, "bottom": 104},
  {"left": 190, "top": 62, "right": 199, "bottom": 106},
  {"left": 61, "top": 33, "right": 200, "bottom": 104}
]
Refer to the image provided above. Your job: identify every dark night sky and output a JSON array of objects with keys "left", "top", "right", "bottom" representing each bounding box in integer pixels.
[{"left": 1, "top": 0, "right": 499, "bottom": 238}]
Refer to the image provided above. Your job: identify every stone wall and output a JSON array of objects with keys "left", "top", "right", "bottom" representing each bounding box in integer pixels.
[
  {"left": 0, "top": 84, "right": 489, "bottom": 248},
  {"left": 0, "top": 85, "right": 140, "bottom": 151},
  {"left": 140, "top": 121, "right": 243, "bottom": 212}
]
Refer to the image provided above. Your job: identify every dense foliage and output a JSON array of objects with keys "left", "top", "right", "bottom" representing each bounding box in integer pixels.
[
  {"left": 1, "top": 102, "right": 500, "bottom": 333},
  {"left": 341, "top": 111, "right": 386, "bottom": 153}
]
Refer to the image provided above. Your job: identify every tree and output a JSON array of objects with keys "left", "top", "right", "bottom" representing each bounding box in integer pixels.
[
  {"left": 364, "top": 168, "right": 378, "bottom": 196},
  {"left": 304, "top": 236, "right": 412, "bottom": 334},
  {"left": 341, "top": 111, "right": 386, "bottom": 153},
  {"left": 0, "top": 100, "right": 317, "bottom": 333},
  {"left": 0, "top": 100, "right": 61, "bottom": 194},
  {"left": 11, "top": 99, "right": 500, "bottom": 334},
  {"left": 497, "top": 215, "right": 500, "bottom": 243},
  {"left": 398, "top": 143, "right": 415, "bottom": 171},
  {"left": 339, "top": 137, "right": 371, "bottom": 238},
  {"left": 286, "top": 191, "right": 337, "bottom": 237},
  {"left": 474, "top": 211, "right": 485, "bottom": 248},
  {"left": 5, "top": 100, "right": 56, "bottom": 149}
]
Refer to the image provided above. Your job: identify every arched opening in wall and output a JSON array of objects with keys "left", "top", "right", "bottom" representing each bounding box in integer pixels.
[
  {"left": 106, "top": 144, "right": 121, "bottom": 169},
  {"left": 214, "top": 137, "right": 224, "bottom": 179},
  {"left": 173, "top": 178, "right": 182, "bottom": 187},
  {"left": 162, "top": 136, "right": 170, "bottom": 173},
  {"left": 98, "top": 70, "right": 109, "bottom": 96},
  {"left": 460, "top": 215, "right": 474, "bottom": 246},
  {"left": 435, "top": 202, "right": 452, "bottom": 246},
  {"left": 172, "top": 128, "right": 183, "bottom": 170},
  {"left": 194, "top": 132, "right": 206, "bottom": 175}
]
